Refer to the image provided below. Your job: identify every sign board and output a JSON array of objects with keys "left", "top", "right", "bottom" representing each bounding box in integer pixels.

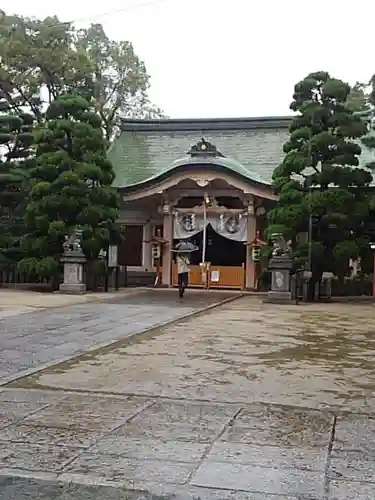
[
  {"left": 211, "top": 270, "right": 220, "bottom": 282},
  {"left": 108, "top": 245, "right": 118, "bottom": 268}
]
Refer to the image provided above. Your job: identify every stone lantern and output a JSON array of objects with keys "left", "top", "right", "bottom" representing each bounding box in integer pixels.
[
  {"left": 267, "top": 233, "right": 295, "bottom": 303},
  {"left": 59, "top": 229, "right": 87, "bottom": 294}
]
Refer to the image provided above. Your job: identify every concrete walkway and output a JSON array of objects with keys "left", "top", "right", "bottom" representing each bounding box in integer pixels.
[
  {"left": 1, "top": 297, "right": 375, "bottom": 498},
  {"left": 0, "top": 388, "right": 355, "bottom": 500},
  {"left": 28, "top": 296, "right": 375, "bottom": 412},
  {"left": 0, "top": 289, "right": 237, "bottom": 385},
  {"left": 0, "top": 288, "right": 144, "bottom": 318}
]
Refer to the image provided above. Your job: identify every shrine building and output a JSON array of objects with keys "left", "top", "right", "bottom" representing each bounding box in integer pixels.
[
  {"left": 107, "top": 116, "right": 291, "bottom": 289},
  {"left": 106, "top": 117, "right": 293, "bottom": 289}
]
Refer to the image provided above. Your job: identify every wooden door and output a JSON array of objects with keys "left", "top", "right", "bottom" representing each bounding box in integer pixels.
[{"left": 118, "top": 224, "right": 143, "bottom": 266}]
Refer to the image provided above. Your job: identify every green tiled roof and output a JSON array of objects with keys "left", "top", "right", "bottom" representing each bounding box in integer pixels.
[{"left": 107, "top": 117, "right": 375, "bottom": 189}]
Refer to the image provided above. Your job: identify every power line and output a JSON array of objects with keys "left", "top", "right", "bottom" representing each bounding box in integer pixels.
[
  {"left": 71, "top": 0, "right": 168, "bottom": 25},
  {"left": 0, "top": 0, "right": 168, "bottom": 30}
]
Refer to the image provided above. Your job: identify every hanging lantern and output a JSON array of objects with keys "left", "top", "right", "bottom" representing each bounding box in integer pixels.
[
  {"left": 152, "top": 245, "right": 161, "bottom": 259},
  {"left": 190, "top": 214, "right": 196, "bottom": 230},
  {"left": 251, "top": 247, "right": 261, "bottom": 263},
  {"left": 218, "top": 214, "right": 225, "bottom": 232},
  {"left": 247, "top": 199, "right": 255, "bottom": 215}
]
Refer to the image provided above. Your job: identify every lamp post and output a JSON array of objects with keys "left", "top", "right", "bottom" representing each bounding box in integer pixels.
[
  {"left": 307, "top": 173, "right": 313, "bottom": 273},
  {"left": 370, "top": 243, "right": 375, "bottom": 296},
  {"left": 306, "top": 110, "right": 315, "bottom": 273}
]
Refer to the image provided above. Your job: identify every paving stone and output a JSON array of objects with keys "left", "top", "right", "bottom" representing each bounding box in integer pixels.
[
  {"left": 333, "top": 414, "right": 375, "bottom": 453},
  {"left": 112, "top": 419, "right": 220, "bottom": 444},
  {"left": 134, "top": 401, "right": 239, "bottom": 428},
  {"left": 65, "top": 453, "right": 194, "bottom": 484},
  {"left": 329, "top": 449, "right": 375, "bottom": 483},
  {"left": 0, "top": 424, "right": 100, "bottom": 448},
  {"left": 206, "top": 442, "right": 327, "bottom": 471},
  {"left": 328, "top": 479, "right": 375, "bottom": 499},
  {"left": 122, "top": 482, "right": 302, "bottom": 500},
  {"left": 0, "top": 390, "right": 64, "bottom": 405},
  {"left": 220, "top": 406, "right": 334, "bottom": 447},
  {"left": 0, "top": 416, "right": 14, "bottom": 430},
  {"left": 23, "top": 396, "right": 151, "bottom": 431},
  {"left": 0, "top": 443, "right": 81, "bottom": 472},
  {"left": 191, "top": 462, "right": 325, "bottom": 497},
  {"left": 0, "top": 401, "right": 51, "bottom": 424},
  {"left": 92, "top": 437, "right": 209, "bottom": 462},
  {"left": 177, "top": 487, "right": 300, "bottom": 500}
]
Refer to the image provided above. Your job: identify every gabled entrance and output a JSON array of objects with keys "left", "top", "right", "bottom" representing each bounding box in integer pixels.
[
  {"left": 170, "top": 196, "right": 249, "bottom": 290},
  {"left": 118, "top": 134, "right": 276, "bottom": 290}
]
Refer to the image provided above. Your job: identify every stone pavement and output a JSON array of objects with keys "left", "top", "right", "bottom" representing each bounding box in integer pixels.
[
  {"left": 27, "top": 297, "right": 375, "bottom": 412},
  {"left": 0, "top": 289, "right": 237, "bottom": 385},
  {"left": 1, "top": 296, "right": 375, "bottom": 499},
  {"left": 0, "top": 389, "right": 373, "bottom": 499},
  {"left": 0, "top": 289, "right": 141, "bottom": 318}
]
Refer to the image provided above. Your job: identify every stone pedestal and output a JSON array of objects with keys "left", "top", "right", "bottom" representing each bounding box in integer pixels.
[
  {"left": 267, "top": 254, "right": 296, "bottom": 304},
  {"left": 59, "top": 252, "right": 87, "bottom": 294}
]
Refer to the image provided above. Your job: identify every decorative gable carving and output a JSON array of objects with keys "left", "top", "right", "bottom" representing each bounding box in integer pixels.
[{"left": 187, "top": 138, "right": 224, "bottom": 158}]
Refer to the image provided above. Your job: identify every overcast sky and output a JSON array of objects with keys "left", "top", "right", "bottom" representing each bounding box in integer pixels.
[{"left": 10, "top": 0, "right": 374, "bottom": 118}]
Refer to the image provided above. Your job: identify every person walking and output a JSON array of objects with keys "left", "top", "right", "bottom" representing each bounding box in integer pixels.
[{"left": 177, "top": 253, "right": 190, "bottom": 299}]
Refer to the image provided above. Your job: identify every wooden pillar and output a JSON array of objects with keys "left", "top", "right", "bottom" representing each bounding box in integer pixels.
[
  {"left": 245, "top": 214, "right": 257, "bottom": 289},
  {"left": 162, "top": 205, "right": 173, "bottom": 287},
  {"left": 142, "top": 222, "right": 153, "bottom": 271}
]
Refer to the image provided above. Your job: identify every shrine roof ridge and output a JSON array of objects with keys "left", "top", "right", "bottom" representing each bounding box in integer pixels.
[{"left": 119, "top": 116, "right": 293, "bottom": 132}]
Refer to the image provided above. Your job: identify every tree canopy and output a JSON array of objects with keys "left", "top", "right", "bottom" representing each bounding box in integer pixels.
[
  {"left": 268, "top": 71, "right": 373, "bottom": 295},
  {"left": 76, "top": 23, "right": 164, "bottom": 141},
  {"left": 19, "top": 94, "right": 119, "bottom": 279},
  {"left": 346, "top": 82, "right": 370, "bottom": 114},
  {"left": 0, "top": 12, "right": 163, "bottom": 136},
  {"left": 0, "top": 9, "right": 163, "bottom": 279},
  {"left": 0, "top": 88, "right": 35, "bottom": 266}
]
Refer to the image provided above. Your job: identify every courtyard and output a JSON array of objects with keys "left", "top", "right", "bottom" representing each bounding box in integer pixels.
[{"left": 1, "top": 292, "right": 375, "bottom": 499}]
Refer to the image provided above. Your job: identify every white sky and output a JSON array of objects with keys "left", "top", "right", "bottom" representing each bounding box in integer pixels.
[{"left": 9, "top": 0, "right": 375, "bottom": 118}]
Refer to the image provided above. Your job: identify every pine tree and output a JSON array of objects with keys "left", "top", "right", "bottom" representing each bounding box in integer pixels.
[
  {"left": 19, "top": 93, "right": 119, "bottom": 279},
  {"left": 268, "top": 71, "right": 372, "bottom": 299},
  {"left": 0, "top": 96, "right": 34, "bottom": 266}
]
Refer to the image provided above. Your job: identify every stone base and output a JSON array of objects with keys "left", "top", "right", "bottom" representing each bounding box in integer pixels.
[
  {"left": 59, "top": 283, "right": 87, "bottom": 295},
  {"left": 264, "top": 291, "right": 297, "bottom": 304}
]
